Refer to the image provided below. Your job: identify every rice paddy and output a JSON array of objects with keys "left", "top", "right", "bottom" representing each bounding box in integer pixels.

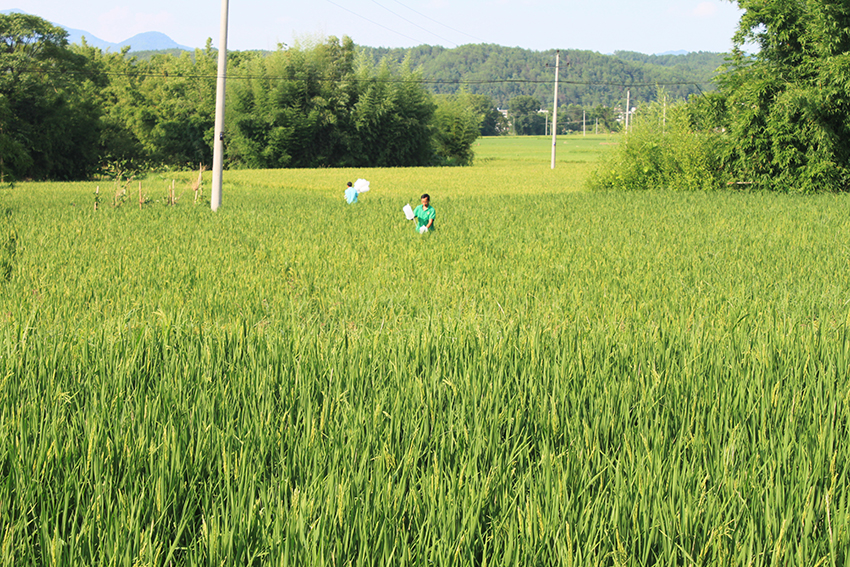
[{"left": 0, "top": 135, "right": 847, "bottom": 565}]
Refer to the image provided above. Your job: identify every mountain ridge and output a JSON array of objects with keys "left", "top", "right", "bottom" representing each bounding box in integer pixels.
[{"left": 1, "top": 9, "right": 194, "bottom": 52}]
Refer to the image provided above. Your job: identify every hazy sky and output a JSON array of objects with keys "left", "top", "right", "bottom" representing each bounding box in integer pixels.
[{"left": 5, "top": 0, "right": 743, "bottom": 54}]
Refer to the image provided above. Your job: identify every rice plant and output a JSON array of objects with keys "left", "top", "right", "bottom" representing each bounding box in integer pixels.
[{"left": 0, "top": 138, "right": 847, "bottom": 565}]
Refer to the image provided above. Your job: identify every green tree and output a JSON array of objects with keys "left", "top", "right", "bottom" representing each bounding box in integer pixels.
[
  {"left": 717, "top": 0, "right": 850, "bottom": 192},
  {"left": 509, "top": 95, "right": 544, "bottom": 135},
  {"left": 73, "top": 43, "right": 147, "bottom": 173},
  {"left": 466, "top": 94, "right": 503, "bottom": 136},
  {"left": 134, "top": 47, "right": 217, "bottom": 168},
  {"left": 227, "top": 38, "right": 436, "bottom": 169},
  {"left": 230, "top": 37, "right": 355, "bottom": 168},
  {"left": 351, "top": 59, "right": 435, "bottom": 167},
  {"left": 432, "top": 93, "right": 481, "bottom": 165},
  {"left": 558, "top": 104, "right": 586, "bottom": 133},
  {"left": 589, "top": 96, "right": 730, "bottom": 191},
  {"left": 589, "top": 104, "right": 619, "bottom": 133},
  {"left": 0, "top": 13, "right": 102, "bottom": 180}
]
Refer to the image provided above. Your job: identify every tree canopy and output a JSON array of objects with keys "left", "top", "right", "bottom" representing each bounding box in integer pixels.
[
  {"left": 360, "top": 44, "right": 726, "bottom": 108},
  {"left": 0, "top": 16, "right": 483, "bottom": 180},
  {"left": 0, "top": 13, "right": 727, "bottom": 181},
  {"left": 717, "top": 0, "right": 850, "bottom": 191},
  {"left": 0, "top": 13, "right": 102, "bottom": 180},
  {"left": 592, "top": 0, "right": 850, "bottom": 193}
]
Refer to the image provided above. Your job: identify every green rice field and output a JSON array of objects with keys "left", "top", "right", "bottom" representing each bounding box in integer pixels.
[{"left": 0, "top": 135, "right": 848, "bottom": 565}]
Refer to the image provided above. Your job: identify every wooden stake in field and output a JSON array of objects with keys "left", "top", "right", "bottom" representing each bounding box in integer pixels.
[
  {"left": 193, "top": 164, "right": 206, "bottom": 204},
  {"left": 138, "top": 181, "right": 143, "bottom": 210}
]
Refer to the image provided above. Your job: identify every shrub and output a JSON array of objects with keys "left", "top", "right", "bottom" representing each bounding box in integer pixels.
[{"left": 590, "top": 95, "right": 732, "bottom": 191}]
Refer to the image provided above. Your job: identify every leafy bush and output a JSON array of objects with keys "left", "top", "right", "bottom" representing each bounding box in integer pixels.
[
  {"left": 431, "top": 93, "right": 481, "bottom": 166},
  {"left": 589, "top": 94, "right": 731, "bottom": 191}
]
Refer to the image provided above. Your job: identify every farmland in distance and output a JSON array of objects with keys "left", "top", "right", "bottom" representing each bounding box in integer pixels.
[{"left": 0, "top": 135, "right": 848, "bottom": 565}]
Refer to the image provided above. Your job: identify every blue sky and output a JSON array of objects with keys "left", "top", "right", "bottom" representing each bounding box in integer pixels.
[{"left": 4, "top": 0, "right": 743, "bottom": 54}]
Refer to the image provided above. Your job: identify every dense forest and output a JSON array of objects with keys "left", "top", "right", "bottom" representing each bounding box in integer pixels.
[
  {"left": 0, "top": 12, "right": 726, "bottom": 181},
  {"left": 130, "top": 44, "right": 727, "bottom": 110},
  {"left": 359, "top": 45, "right": 727, "bottom": 108}
]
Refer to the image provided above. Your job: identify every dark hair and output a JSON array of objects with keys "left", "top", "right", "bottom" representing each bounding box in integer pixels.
[
  {"left": 347, "top": 181, "right": 353, "bottom": 187},
  {"left": 420, "top": 193, "right": 430, "bottom": 200}
]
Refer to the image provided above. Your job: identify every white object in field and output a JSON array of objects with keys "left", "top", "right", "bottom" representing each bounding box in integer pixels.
[
  {"left": 403, "top": 204, "right": 415, "bottom": 220},
  {"left": 419, "top": 226, "right": 428, "bottom": 234},
  {"left": 354, "top": 178, "right": 370, "bottom": 193}
]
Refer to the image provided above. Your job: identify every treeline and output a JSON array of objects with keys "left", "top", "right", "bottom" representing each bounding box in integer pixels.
[
  {"left": 0, "top": 14, "right": 480, "bottom": 181},
  {"left": 591, "top": 0, "right": 850, "bottom": 193},
  {"left": 359, "top": 44, "right": 727, "bottom": 108},
  {"left": 1, "top": 12, "right": 727, "bottom": 182}
]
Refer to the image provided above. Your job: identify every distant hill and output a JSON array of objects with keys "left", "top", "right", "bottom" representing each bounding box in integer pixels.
[
  {"left": 1, "top": 9, "right": 193, "bottom": 52},
  {"left": 2, "top": 9, "right": 723, "bottom": 106},
  {"left": 358, "top": 44, "right": 727, "bottom": 108}
]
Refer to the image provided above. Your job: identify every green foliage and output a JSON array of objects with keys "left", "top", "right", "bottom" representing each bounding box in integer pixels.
[
  {"left": 715, "top": 0, "right": 850, "bottom": 192},
  {"left": 0, "top": 13, "right": 102, "bottom": 180},
  {"left": 589, "top": 94, "right": 731, "bottom": 191},
  {"left": 227, "top": 38, "right": 357, "bottom": 169},
  {"left": 509, "top": 95, "right": 545, "bottom": 135},
  {"left": 432, "top": 93, "right": 481, "bottom": 165},
  {"left": 360, "top": 44, "right": 725, "bottom": 108},
  {"left": 0, "top": 151, "right": 848, "bottom": 563},
  {"left": 589, "top": 1, "right": 850, "bottom": 193},
  {"left": 350, "top": 59, "right": 436, "bottom": 167},
  {"left": 213, "top": 38, "right": 438, "bottom": 169},
  {"left": 464, "top": 93, "right": 504, "bottom": 136},
  {"left": 1, "top": 18, "right": 729, "bottom": 179}
]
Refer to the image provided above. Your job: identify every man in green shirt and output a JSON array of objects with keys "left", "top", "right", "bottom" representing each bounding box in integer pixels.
[{"left": 413, "top": 193, "right": 435, "bottom": 233}]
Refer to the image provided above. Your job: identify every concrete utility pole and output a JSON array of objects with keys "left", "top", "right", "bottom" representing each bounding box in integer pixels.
[
  {"left": 211, "top": 0, "right": 229, "bottom": 212},
  {"left": 625, "top": 89, "right": 631, "bottom": 134},
  {"left": 550, "top": 50, "right": 559, "bottom": 170}
]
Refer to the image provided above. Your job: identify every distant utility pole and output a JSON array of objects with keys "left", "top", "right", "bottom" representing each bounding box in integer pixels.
[
  {"left": 211, "top": 0, "right": 229, "bottom": 212},
  {"left": 582, "top": 110, "right": 586, "bottom": 137},
  {"left": 550, "top": 50, "right": 559, "bottom": 170},
  {"left": 625, "top": 89, "right": 631, "bottom": 134}
]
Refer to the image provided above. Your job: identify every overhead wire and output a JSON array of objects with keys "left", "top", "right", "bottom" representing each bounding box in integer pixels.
[
  {"left": 388, "top": 0, "right": 487, "bottom": 44},
  {"left": 366, "top": 0, "right": 458, "bottom": 47},
  {"left": 322, "top": 0, "right": 427, "bottom": 45},
  {"left": 322, "top": 0, "right": 490, "bottom": 48}
]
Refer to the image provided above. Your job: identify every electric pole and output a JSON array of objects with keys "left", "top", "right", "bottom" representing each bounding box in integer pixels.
[
  {"left": 550, "top": 50, "right": 559, "bottom": 170},
  {"left": 211, "top": 0, "right": 229, "bottom": 211}
]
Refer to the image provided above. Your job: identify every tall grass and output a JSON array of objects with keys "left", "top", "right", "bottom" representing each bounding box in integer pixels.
[{"left": 0, "top": 153, "right": 848, "bottom": 564}]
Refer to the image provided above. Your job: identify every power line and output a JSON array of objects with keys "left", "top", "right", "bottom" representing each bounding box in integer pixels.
[
  {"left": 388, "top": 0, "right": 487, "bottom": 44},
  {"left": 367, "top": 0, "right": 458, "bottom": 47},
  {"left": 323, "top": 0, "right": 426, "bottom": 45}
]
